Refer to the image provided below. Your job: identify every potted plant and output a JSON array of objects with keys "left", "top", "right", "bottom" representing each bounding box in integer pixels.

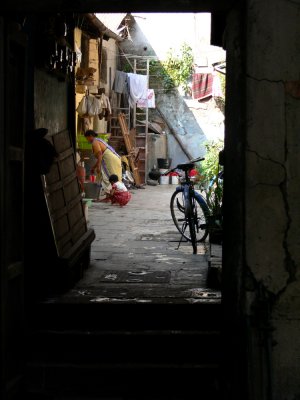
[{"left": 196, "top": 140, "right": 224, "bottom": 244}]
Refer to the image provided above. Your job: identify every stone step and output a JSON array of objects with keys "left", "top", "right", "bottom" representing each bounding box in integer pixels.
[
  {"left": 25, "top": 302, "right": 222, "bottom": 398},
  {"left": 26, "top": 328, "right": 221, "bottom": 365},
  {"left": 25, "top": 363, "right": 221, "bottom": 399},
  {"left": 27, "top": 302, "right": 222, "bottom": 332},
  {"left": 25, "top": 301, "right": 222, "bottom": 399}
]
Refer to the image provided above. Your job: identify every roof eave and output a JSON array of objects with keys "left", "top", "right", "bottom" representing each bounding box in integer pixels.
[{"left": 85, "top": 13, "right": 124, "bottom": 42}]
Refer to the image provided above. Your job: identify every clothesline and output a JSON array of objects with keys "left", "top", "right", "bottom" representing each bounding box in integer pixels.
[{"left": 113, "top": 70, "right": 156, "bottom": 109}]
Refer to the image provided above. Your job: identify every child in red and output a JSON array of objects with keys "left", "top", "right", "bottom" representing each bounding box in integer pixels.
[{"left": 108, "top": 174, "right": 131, "bottom": 206}]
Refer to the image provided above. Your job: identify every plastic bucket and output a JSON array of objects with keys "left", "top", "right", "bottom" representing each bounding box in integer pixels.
[
  {"left": 159, "top": 175, "right": 170, "bottom": 185},
  {"left": 84, "top": 182, "right": 100, "bottom": 199},
  {"left": 171, "top": 176, "right": 179, "bottom": 184}
]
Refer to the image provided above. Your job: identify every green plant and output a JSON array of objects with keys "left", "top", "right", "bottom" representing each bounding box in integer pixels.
[
  {"left": 149, "top": 43, "right": 194, "bottom": 92},
  {"left": 218, "top": 71, "right": 226, "bottom": 97},
  {"left": 122, "top": 62, "right": 132, "bottom": 73},
  {"left": 196, "top": 139, "right": 224, "bottom": 216},
  {"left": 214, "top": 71, "right": 226, "bottom": 113}
]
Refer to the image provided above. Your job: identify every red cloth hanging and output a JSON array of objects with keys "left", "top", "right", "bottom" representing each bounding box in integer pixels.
[{"left": 192, "top": 73, "right": 213, "bottom": 100}]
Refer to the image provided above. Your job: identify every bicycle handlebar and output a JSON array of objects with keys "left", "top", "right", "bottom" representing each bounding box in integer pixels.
[
  {"left": 189, "top": 156, "right": 205, "bottom": 163},
  {"left": 161, "top": 156, "right": 205, "bottom": 176}
]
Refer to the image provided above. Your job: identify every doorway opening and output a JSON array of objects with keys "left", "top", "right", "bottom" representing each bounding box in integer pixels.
[{"left": 60, "top": 12, "right": 225, "bottom": 305}]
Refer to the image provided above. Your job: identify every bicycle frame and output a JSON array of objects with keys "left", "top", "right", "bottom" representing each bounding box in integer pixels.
[
  {"left": 176, "top": 165, "right": 208, "bottom": 213},
  {"left": 174, "top": 184, "right": 208, "bottom": 209},
  {"left": 167, "top": 159, "right": 209, "bottom": 253}
]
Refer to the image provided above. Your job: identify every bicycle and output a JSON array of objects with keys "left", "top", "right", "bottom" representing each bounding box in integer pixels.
[{"left": 162, "top": 156, "right": 210, "bottom": 254}]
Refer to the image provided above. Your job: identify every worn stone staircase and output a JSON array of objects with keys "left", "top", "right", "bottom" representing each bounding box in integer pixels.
[{"left": 24, "top": 301, "right": 222, "bottom": 399}]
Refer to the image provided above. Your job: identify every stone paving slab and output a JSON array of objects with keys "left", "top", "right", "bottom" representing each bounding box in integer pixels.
[{"left": 59, "top": 184, "right": 222, "bottom": 304}]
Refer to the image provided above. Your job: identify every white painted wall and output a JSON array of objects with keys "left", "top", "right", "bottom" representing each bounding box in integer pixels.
[{"left": 133, "top": 13, "right": 212, "bottom": 60}]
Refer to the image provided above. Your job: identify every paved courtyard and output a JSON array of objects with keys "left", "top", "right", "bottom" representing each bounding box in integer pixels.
[{"left": 61, "top": 184, "right": 221, "bottom": 304}]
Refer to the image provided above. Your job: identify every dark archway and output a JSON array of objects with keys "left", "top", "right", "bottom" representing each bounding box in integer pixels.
[{"left": 1, "top": 2, "right": 245, "bottom": 400}]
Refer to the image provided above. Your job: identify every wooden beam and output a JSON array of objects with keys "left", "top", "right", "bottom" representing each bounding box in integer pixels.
[
  {"left": 3, "top": 1, "right": 234, "bottom": 13},
  {"left": 117, "top": 113, "right": 142, "bottom": 186}
]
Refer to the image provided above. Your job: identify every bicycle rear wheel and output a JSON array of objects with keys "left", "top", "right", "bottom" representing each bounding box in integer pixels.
[
  {"left": 170, "top": 190, "right": 209, "bottom": 243},
  {"left": 186, "top": 198, "right": 197, "bottom": 254}
]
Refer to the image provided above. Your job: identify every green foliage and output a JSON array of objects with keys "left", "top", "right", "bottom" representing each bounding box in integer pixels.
[
  {"left": 149, "top": 43, "right": 194, "bottom": 92},
  {"left": 122, "top": 62, "right": 133, "bottom": 73},
  {"left": 214, "top": 71, "right": 226, "bottom": 113},
  {"left": 196, "top": 139, "right": 224, "bottom": 216},
  {"left": 219, "top": 72, "right": 226, "bottom": 97}
]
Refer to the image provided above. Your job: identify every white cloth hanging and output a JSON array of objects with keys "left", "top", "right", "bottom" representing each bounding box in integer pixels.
[
  {"left": 93, "top": 114, "right": 106, "bottom": 133},
  {"left": 76, "top": 95, "right": 102, "bottom": 117},
  {"left": 212, "top": 71, "right": 223, "bottom": 98},
  {"left": 127, "top": 73, "right": 148, "bottom": 108},
  {"left": 100, "top": 93, "right": 111, "bottom": 114},
  {"left": 137, "top": 89, "right": 155, "bottom": 108}
]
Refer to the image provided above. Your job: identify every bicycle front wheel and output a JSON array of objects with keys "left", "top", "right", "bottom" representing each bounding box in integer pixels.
[{"left": 170, "top": 190, "right": 209, "bottom": 243}]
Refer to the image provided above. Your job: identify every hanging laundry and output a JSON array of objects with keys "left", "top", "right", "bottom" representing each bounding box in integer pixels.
[
  {"left": 137, "top": 89, "right": 156, "bottom": 108},
  {"left": 76, "top": 95, "right": 102, "bottom": 117},
  {"left": 82, "top": 116, "right": 93, "bottom": 132},
  {"left": 127, "top": 73, "right": 148, "bottom": 108},
  {"left": 93, "top": 113, "right": 106, "bottom": 133},
  {"left": 112, "top": 71, "right": 130, "bottom": 109},
  {"left": 212, "top": 70, "right": 223, "bottom": 98},
  {"left": 88, "top": 92, "right": 112, "bottom": 121},
  {"left": 102, "top": 93, "right": 112, "bottom": 114},
  {"left": 113, "top": 70, "right": 128, "bottom": 94},
  {"left": 192, "top": 73, "right": 213, "bottom": 100},
  {"left": 98, "top": 93, "right": 112, "bottom": 121}
]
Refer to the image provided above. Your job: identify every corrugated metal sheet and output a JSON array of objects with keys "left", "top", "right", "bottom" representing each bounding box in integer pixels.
[{"left": 95, "top": 13, "right": 127, "bottom": 35}]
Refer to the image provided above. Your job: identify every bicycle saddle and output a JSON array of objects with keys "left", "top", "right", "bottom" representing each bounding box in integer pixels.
[{"left": 177, "top": 163, "right": 194, "bottom": 171}]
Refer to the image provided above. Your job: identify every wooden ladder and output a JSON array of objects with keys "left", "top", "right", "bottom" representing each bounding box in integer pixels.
[{"left": 117, "top": 113, "right": 142, "bottom": 187}]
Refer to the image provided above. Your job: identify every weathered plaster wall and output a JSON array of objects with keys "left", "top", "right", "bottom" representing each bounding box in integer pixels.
[
  {"left": 102, "top": 37, "right": 118, "bottom": 95},
  {"left": 128, "top": 13, "right": 212, "bottom": 61},
  {"left": 245, "top": 0, "right": 300, "bottom": 398},
  {"left": 147, "top": 133, "right": 168, "bottom": 171},
  {"left": 156, "top": 91, "right": 207, "bottom": 167},
  {"left": 119, "top": 16, "right": 156, "bottom": 59},
  {"left": 34, "top": 69, "right": 68, "bottom": 133}
]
